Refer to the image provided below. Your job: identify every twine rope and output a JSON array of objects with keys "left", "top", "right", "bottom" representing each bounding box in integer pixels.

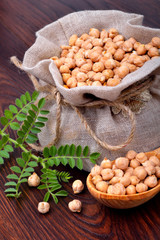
[{"left": 10, "top": 56, "right": 153, "bottom": 152}]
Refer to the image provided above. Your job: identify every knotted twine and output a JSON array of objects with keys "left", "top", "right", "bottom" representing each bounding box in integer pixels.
[{"left": 10, "top": 56, "right": 154, "bottom": 153}]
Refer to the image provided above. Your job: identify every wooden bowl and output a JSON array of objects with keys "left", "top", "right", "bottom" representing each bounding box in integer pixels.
[{"left": 86, "top": 148, "right": 160, "bottom": 209}]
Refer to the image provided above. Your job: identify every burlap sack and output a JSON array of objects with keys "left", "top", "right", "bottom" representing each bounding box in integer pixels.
[{"left": 22, "top": 10, "right": 160, "bottom": 171}]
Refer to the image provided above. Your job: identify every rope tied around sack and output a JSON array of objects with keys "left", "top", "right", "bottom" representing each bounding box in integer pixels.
[{"left": 10, "top": 56, "right": 154, "bottom": 152}]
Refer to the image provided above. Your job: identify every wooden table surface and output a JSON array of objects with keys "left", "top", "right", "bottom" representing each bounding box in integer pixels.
[{"left": 0, "top": 0, "right": 160, "bottom": 239}]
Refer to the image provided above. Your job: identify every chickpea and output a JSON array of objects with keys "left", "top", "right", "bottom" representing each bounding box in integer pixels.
[
  {"left": 155, "top": 166, "right": 160, "bottom": 178},
  {"left": 136, "top": 44, "right": 147, "bottom": 55},
  {"left": 76, "top": 72, "right": 88, "bottom": 82},
  {"left": 93, "top": 73, "right": 105, "bottom": 83},
  {"left": 63, "top": 85, "right": 69, "bottom": 89},
  {"left": 114, "top": 49, "right": 125, "bottom": 61},
  {"left": 71, "top": 46, "right": 79, "bottom": 53},
  {"left": 60, "top": 45, "right": 71, "bottom": 50},
  {"left": 67, "top": 51, "right": 75, "bottom": 59},
  {"left": 69, "top": 34, "right": 78, "bottom": 46},
  {"left": 86, "top": 79, "right": 93, "bottom": 86},
  {"left": 145, "top": 165, "right": 155, "bottom": 176},
  {"left": 114, "top": 169, "right": 124, "bottom": 178},
  {"left": 96, "top": 181, "right": 108, "bottom": 193},
  {"left": 107, "top": 185, "right": 115, "bottom": 194},
  {"left": 136, "top": 183, "right": 148, "bottom": 193},
  {"left": 142, "top": 160, "right": 154, "bottom": 167},
  {"left": 113, "top": 183, "right": 126, "bottom": 195},
  {"left": 91, "top": 165, "right": 101, "bottom": 177},
  {"left": 109, "top": 28, "right": 119, "bottom": 38},
  {"left": 92, "top": 38, "right": 103, "bottom": 47},
  {"left": 74, "top": 52, "right": 84, "bottom": 59},
  {"left": 104, "top": 41, "right": 117, "bottom": 50},
  {"left": 130, "top": 159, "right": 140, "bottom": 169},
  {"left": 75, "top": 58, "right": 86, "bottom": 67},
  {"left": 65, "top": 58, "right": 76, "bottom": 69},
  {"left": 59, "top": 65, "right": 70, "bottom": 73},
  {"left": 89, "top": 28, "right": 100, "bottom": 38},
  {"left": 151, "top": 37, "right": 160, "bottom": 48},
  {"left": 68, "top": 199, "right": 82, "bottom": 212},
  {"left": 107, "top": 77, "right": 121, "bottom": 87},
  {"left": 92, "top": 175, "right": 103, "bottom": 185},
  {"left": 38, "top": 202, "right": 50, "bottom": 214},
  {"left": 50, "top": 56, "right": 58, "bottom": 60},
  {"left": 128, "top": 37, "right": 137, "bottom": 45},
  {"left": 87, "top": 71, "right": 96, "bottom": 79},
  {"left": 72, "top": 180, "right": 84, "bottom": 194},
  {"left": 142, "top": 55, "right": 150, "bottom": 62},
  {"left": 104, "top": 59, "right": 117, "bottom": 69},
  {"left": 80, "top": 33, "right": 90, "bottom": 41},
  {"left": 134, "top": 166, "right": 147, "bottom": 180},
  {"left": 72, "top": 67, "right": 80, "bottom": 76},
  {"left": 123, "top": 40, "right": 133, "bottom": 52},
  {"left": 67, "top": 77, "right": 77, "bottom": 88},
  {"left": 144, "top": 175, "right": 158, "bottom": 188},
  {"left": 115, "top": 157, "right": 129, "bottom": 170},
  {"left": 128, "top": 52, "right": 138, "bottom": 64},
  {"left": 90, "top": 51, "right": 101, "bottom": 62},
  {"left": 81, "top": 39, "right": 93, "bottom": 50},
  {"left": 148, "top": 47, "right": 159, "bottom": 57},
  {"left": 92, "top": 62, "right": 104, "bottom": 72},
  {"left": 102, "top": 69, "right": 114, "bottom": 80},
  {"left": 61, "top": 49, "right": 69, "bottom": 58},
  {"left": 145, "top": 43, "right": 153, "bottom": 51},
  {"left": 113, "top": 34, "right": 124, "bottom": 43},
  {"left": 102, "top": 51, "right": 113, "bottom": 59},
  {"left": 80, "top": 63, "right": 92, "bottom": 73},
  {"left": 101, "top": 168, "right": 114, "bottom": 181},
  {"left": 100, "top": 158, "right": 112, "bottom": 169},
  {"left": 120, "top": 176, "right": 131, "bottom": 187},
  {"left": 136, "top": 152, "right": 147, "bottom": 164},
  {"left": 77, "top": 82, "right": 87, "bottom": 87},
  {"left": 75, "top": 38, "right": 84, "bottom": 47},
  {"left": 125, "top": 167, "right": 134, "bottom": 176},
  {"left": 134, "top": 42, "right": 141, "bottom": 50},
  {"left": 133, "top": 56, "right": 145, "bottom": 67},
  {"left": 117, "top": 65, "right": 129, "bottom": 79},
  {"left": 126, "top": 185, "right": 136, "bottom": 195},
  {"left": 100, "top": 29, "right": 109, "bottom": 39},
  {"left": 54, "top": 59, "right": 63, "bottom": 68},
  {"left": 28, "top": 172, "right": 40, "bottom": 187},
  {"left": 127, "top": 63, "right": 137, "bottom": 73},
  {"left": 149, "top": 156, "right": 160, "bottom": 166},
  {"left": 109, "top": 176, "right": 120, "bottom": 185},
  {"left": 126, "top": 150, "right": 137, "bottom": 160},
  {"left": 112, "top": 164, "right": 118, "bottom": 170},
  {"left": 92, "top": 46, "right": 103, "bottom": 54},
  {"left": 130, "top": 175, "right": 140, "bottom": 185},
  {"left": 62, "top": 73, "right": 71, "bottom": 83}
]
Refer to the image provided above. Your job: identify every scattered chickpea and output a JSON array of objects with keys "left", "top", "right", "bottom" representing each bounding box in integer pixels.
[
  {"left": 100, "top": 158, "right": 112, "bottom": 169},
  {"left": 133, "top": 166, "right": 147, "bottom": 180},
  {"left": 144, "top": 175, "right": 158, "bottom": 188},
  {"left": 136, "top": 152, "right": 147, "bottom": 164},
  {"left": 126, "top": 185, "right": 136, "bottom": 195},
  {"left": 151, "top": 37, "right": 160, "bottom": 48},
  {"left": 28, "top": 172, "right": 40, "bottom": 187},
  {"left": 101, "top": 168, "right": 114, "bottom": 181},
  {"left": 68, "top": 199, "right": 82, "bottom": 213},
  {"left": 130, "top": 176, "right": 140, "bottom": 185},
  {"left": 38, "top": 202, "right": 50, "bottom": 214},
  {"left": 91, "top": 165, "right": 101, "bottom": 177},
  {"left": 72, "top": 180, "right": 84, "bottom": 194},
  {"left": 136, "top": 183, "right": 148, "bottom": 193},
  {"left": 92, "top": 175, "right": 103, "bottom": 185},
  {"left": 115, "top": 157, "right": 129, "bottom": 170},
  {"left": 96, "top": 181, "right": 108, "bottom": 193}
]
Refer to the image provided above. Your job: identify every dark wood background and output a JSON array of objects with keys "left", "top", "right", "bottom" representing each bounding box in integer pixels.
[{"left": 0, "top": 0, "right": 160, "bottom": 239}]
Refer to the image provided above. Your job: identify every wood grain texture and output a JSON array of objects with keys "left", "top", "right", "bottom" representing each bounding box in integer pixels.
[{"left": 0, "top": 0, "right": 160, "bottom": 239}]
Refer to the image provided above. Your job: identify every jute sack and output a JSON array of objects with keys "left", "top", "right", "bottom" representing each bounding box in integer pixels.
[{"left": 16, "top": 10, "right": 160, "bottom": 171}]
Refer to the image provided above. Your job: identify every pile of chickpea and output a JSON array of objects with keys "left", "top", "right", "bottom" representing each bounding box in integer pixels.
[
  {"left": 90, "top": 150, "right": 160, "bottom": 195},
  {"left": 51, "top": 28, "right": 160, "bottom": 88}
]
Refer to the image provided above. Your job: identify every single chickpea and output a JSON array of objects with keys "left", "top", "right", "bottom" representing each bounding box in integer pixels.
[
  {"left": 76, "top": 72, "right": 88, "bottom": 82},
  {"left": 59, "top": 65, "right": 70, "bottom": 73},
  {"left": 125, "top": 167, "right": 134, "bottom": 176},
  {"left": 136, "top": 183, "right": 148, "bottom": 193},
  {"left": 80, "top": 33, "right": 90, "bottom": 41},
  {"left": 100, "top": 29, "right": 109, "bottom": 39},
  {"left": 114, "top": 49, "right": 125, "bottom": 61},
  {"left": 104, "top": 41, "right": 117, "bottom": 50},
  {"left": 68, "top": 199, "right": 82, "bottom": 213},
  {"left": 128, "top": 37, "right": 137, "bottom": 45},
  {"left": 116, "top": 65, "right": 129, "bottom": 78},
  {"left": 89, "top": 28, "right": 100, "bottom": 38},
  {"left": 100, "top": 158, "right": 112, "bottom": 169},
  {"left": 120, "top": 176, "right": 131, "bottom": 187},
  {"left": 61, "top": 49, "right": 69, "bottom": 58},
  {"left": 149, "top": 156, "right": 160, "bottom": 166},
  {"left": 104, "top": 59, "right": 117, "bottom": 69},
  {"left": 65, "top": 58, "right": 76, "bottom": 69},
  {"left": 145, "top": 43, "right": 153, "bottom": 51},
  {"left": 130, "top": 175, "right": 140, "bottom": 185},
  {"left": 92, "top": 46, "right": 103, "bottom": 53},
  {"left": 109, "top": 176, "right": 120, "bottom": 185},
  {"left": 126, "top": 185, "right": 136, "bottom": 195},
  {"left": 148, "top": 47, "right": 159, "bottom": 57},
  {"left": 62, "top": 73, "right": 71, "bottom": 83},
  {"left": 101, "top": 168, "right": 114, "bottom": 181},
  {"left": 127, "top": 63, "right": 137, "bottom": 73},
  {"left": 126, "top": 150, "right": 137, "bottom": 160},
  {"left": 103, "top": 37, "right": 112, "bottom": 44},
  {"left": 66, "top": 77, "right": 77, "bottom": 88},
  {"left": 89, "top": 51, "right": 101, "bottom": 62},
  {"left": 136, "top": 152, "right": 147, "bottom": 164},
  {"left": 107, "top": 47, "right": 116, "bottom": 55},
  {"left": 92, "top": 62, "right": 104, "bottom": 72},
  {"left": 77, "top": 82, "right": 87, "bottom": 87},
  {"left": 92, "top": 175, "right": 103, "bottom": 185},
  {"left": 114, "top": 169, "right": 124, "bottom": 178},
  {"left": 91, "top": 165, "right": 101, "bottom": 177},
  {"left": 28, "top": 172, "right": 40, "bottom": 187},
  {"left": 107, "top": 185, "right": 115, "bottom": 194},
  {"left": 142, "top": 55, "right": 150, "bottom": 62},
  {"left": 130, "top": 159, "right": 140, "bottom": 169},
  {"left": 102, "top": 51, "right": 113, "bottom": 59},
  {"left": 142, "top": 160, "right": 154, "bottom": 167},
  {"left": 155, "top": 166, "right": 160, "bottom": 178},
  {"left": 102, "top": 69, "right": 114, "bottom": 80},
  {"left": 123, "top": 40, "right": 133, "bottom": 52},
  {"left": 92, "top": 38, "right": 103, "bottom": 47},
  {"left": 128, "top": 52, "right": 137, "bottom": 64},
  {"left": 60, "top": 57, "right": 66, "bottom": 64},
  {"left": 107, "top": 77, "right": 121, "bottom": 87},
  {"left": 69, "top": 34, "right": 78, "bottom": 46},
  {"left": 96, "top": 181, "right": 108, "bottom": 193},
  {"left": 133, "top": 56, "right": 145, "bottom": 67},
  {"left": 80, "top": 63, "right": 92, "bottom": 73},
  {"left": 74, "top": 52, "right": 84, "bottom": 59},
  {"left": 87, "top": 71, "right": 96, "bottom": 79},
  {"left": 81, "top": 39, "right": 93, "bottom": 50},
  {"left": 145, "top": 165, "right": 155, "bottom": 176},
  {"left": 115, "top": 157, "right": 129, "bottom": 170},
  {"left": 113, "top": 183, "right": 126, "bottom": 195},
  {"left": 136, "top": 44, "right": 147, "bottom": 55},
  {"left": 76, "top": 58, "right": 86, "bottom": 67},
  {"left": 115, "top": 40, "right": 125, "bottom": 49},
  {"left": 113, "top": 34, "right": 124, "bottom": 43},
  {"left": 151, "top": 37, "right": 160, "bottom": 48},
  {"left": 93, "top": 73, "right": 105, "bottom": 83},
  {"left": 72, "top": 67, "right": 80, "bottom": 77},
  {"left": 144, "top": 175, "right": 158, "bottom": 188},
  {"left": 53, "top": 59, "right": 63, "bottom": 68},
  {"left": 38, "top": 202, "right": 50, "bottom": 214},
  {"left": 134, "top": 42, "right": 141, "bottom": 50},
  {"left": 60, "top": 45, "right": 71, "bottom": 50},
  {"left": 109, "top": 28, "right": 119, "bottom": 38},
  {"left": 67, "top": 51, "right": 75, "bottom": 59},
  {"left": 133, "top": 166, "right": 147, "bottom": 180},
  {"left": 72, "top": 180, "right": 84, "bottom": 194},
  {"left": 75, "top": 38, "right": 84, "bottom": 47}
]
